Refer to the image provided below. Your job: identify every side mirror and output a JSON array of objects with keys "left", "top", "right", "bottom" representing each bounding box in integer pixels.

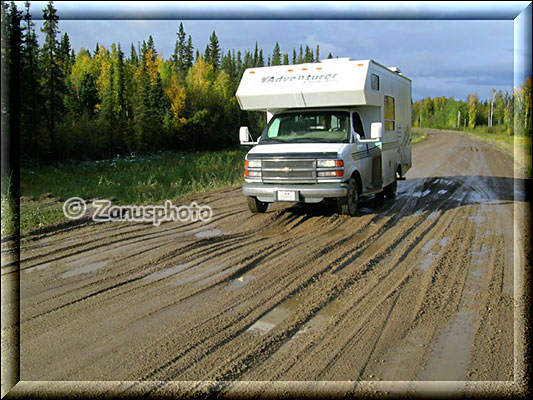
[
  {"left": 370, "top": 122, "right": 383, "bottom": 140},
  {"left": 239, "top": 126, "right": 257, "bottom": 146}
]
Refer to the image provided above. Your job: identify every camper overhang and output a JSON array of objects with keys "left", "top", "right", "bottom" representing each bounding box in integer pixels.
[{"left": 235, "top": 59, "right": 410, "bottom": 111}]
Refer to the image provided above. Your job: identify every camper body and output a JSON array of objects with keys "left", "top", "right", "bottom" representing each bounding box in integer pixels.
[{"left": 236, "top": 58, "right": 412, "bottom": 215}]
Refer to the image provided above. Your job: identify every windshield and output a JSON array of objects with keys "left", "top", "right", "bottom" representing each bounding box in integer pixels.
[{"left": 261, "top": 111, "right": 350, "bottom": 143}]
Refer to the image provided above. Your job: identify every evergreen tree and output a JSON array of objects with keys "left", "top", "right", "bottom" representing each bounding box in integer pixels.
[
  {"left": 271, "top": 41, "right": 281, "bottom": 66},
  {"left": 129, "top": 43, "right": 138, "bottom": 65},
  {"left": 59, "top": 33, "right": 73, "bottom": 76},
  {"left": 21, "top": 0, "right": 42, "bottom": 152},
  {"left": 184, "top": 35, "right": 194, "bottom": 70},
  {"left": 40, "top": 0, "right": 65, "bottom": 155},
  {"left": 316, "top": 45, "right": 320, "bottom": 61},
  {"left": 292, "top": 49, "right": 296, "bottom": 64},
  {"left": 204, "top": 44, "right": 210, "bottom": 66},
  {"left": 327, "top": 52, "right": 333, "bottom": 59},
  {"left": 282, "top": 53, "right": 289, "bottom": 65},
  {"left": 258, "top": 49, "right": 264, "bottom": 67},
  {"left": 172, "top": 22, "right": 187, "bottom": 72},
  {"left": 304, "top": 45, "right": 313, "bottom": 62},
  {"left": 253, "top": 42, "right": 258, "bottom": 66},
  {"left": 206, "top": 30, "right": 220, "bottom": 70}
]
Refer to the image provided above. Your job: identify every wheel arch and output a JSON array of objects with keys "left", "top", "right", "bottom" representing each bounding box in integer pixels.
[{"left": 350, "top": 169, "right": 363, "bottom": 195}]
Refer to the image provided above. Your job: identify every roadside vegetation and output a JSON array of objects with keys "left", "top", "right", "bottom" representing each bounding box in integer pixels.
[
  {"left": 411, "top": 128, "right": 427, "bottom": 144},
  {"left": 2, "top": 149, "right": 248, "bottom": 235}
]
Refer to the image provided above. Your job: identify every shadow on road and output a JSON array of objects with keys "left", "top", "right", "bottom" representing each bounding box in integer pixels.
[{"left": 276, "top": 175, "right": 532, "bottom": 220}]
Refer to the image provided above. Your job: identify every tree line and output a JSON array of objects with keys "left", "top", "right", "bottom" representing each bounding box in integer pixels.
[
  {"left": 412, "top": 81, "right": 532, "bottom": 135},
  {"left": 1, "top": 1, "right": 333, "bottom": 162},
  {"left": 2, "top": 1, "right": 531, "bottom": 165}
]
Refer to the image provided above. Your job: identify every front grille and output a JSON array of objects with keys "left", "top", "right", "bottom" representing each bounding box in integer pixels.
[{"left": 261, "top": 159, "right": 316, "bottom": 183}]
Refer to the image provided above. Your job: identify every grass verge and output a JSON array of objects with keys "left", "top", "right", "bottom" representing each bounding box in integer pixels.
[
  {"left": 411, "top": 128, "right": 428, "bottom": 145},
  {"left": 3, "top": 149, "right": 249, "bottom": 236}
]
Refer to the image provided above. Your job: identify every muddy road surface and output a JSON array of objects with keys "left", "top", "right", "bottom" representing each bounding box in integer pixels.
[{"left": 5, "top": 131, "right": 531, "bottom": 388}]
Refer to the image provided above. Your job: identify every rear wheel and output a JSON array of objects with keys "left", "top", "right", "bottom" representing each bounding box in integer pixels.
[
  {"left": 337, "top": 177, "right": 359, "bottom": 216},
  {"left": 247, "top": 196, "right": 269, "bottom": 213}
]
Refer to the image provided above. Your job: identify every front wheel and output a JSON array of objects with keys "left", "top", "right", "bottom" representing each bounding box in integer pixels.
[
  {"left": 247, "top": 196, "right": 269, "bottom": 213},
  {"left": 337, "top": 177, "right": 359, "bottom": 216}
]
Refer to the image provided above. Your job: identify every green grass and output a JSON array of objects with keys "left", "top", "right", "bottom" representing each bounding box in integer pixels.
[
  {"left": 21, "top": 149, "right": 249, "bottom": 205},
  {"left": 411, "top": 128, "right": 428, "bottom": 145},
  {"left": 5, "top": 149, "right": 249, "bottom": 235}
]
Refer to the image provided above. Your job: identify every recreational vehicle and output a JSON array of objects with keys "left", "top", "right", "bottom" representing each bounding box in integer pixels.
[{"left": 236, "top": 58, "right": 412, "bottom": 216}]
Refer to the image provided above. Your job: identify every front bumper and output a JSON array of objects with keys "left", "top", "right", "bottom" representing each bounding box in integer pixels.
[{"left": 243, "top": 182, "right": 348, "bottom": 203}]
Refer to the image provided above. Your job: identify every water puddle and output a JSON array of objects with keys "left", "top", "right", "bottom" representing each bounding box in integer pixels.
[
  {"left": 170, "top": 262, "right": 226, "bottom": 286},
  {"left": 471, "top": 243, "right": 487, "bottom": 266},
  {"left": 25, "top": 262, "right": 51, "bottom": 274},
  {"left": 413, "top": 209, "right": 425, "bottom": 217},
  {"left": 295, "top": 298, "right": 344, "bottom": 335},
  {"left": 412, "top": 189, "right": 431, "bottom": 198},
  {"left": 59, "top": 260, "right": 109, "bottom": 278},
  {"left": 417, "top": 310, "right": 477, "bottom": 381},
  {"left": 358, "top": 207, "right": 373, "bottom": 214},
  {"left": 468, "top": 215, "right": 486, "bottom": 224},
  {"left": 419, "top": 239, "right": 436, "bottom": 271},
  {"left": 467, "top": 191, "right": 490, "bottom": 203},
  {"left": 194, "top": 229, "right": 228, "bottom": 238},
  {"left": 225, "top": 274, "right": 256, "bottom": 291},
  {"left": 470, "top": 269, "right": 483, "bottom": 278},
  {"left": 427, "top": 211, "right": 439, "bottom": 220},
  {"left": 144, "top": 262, "right": 195, "bottom": 281},
  {"left": 437, "top": 189, "right": 448, "bottom": 195},
  {"left": 197, "top": 268, "right": 230, "bottom": 286},
  {"left": 247, "top": 296, "right": 303, "bottom": 334}
]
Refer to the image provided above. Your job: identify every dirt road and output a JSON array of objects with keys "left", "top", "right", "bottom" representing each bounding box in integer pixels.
[{"left": 3, "top": 131, "right": 531, "bottom": 395}]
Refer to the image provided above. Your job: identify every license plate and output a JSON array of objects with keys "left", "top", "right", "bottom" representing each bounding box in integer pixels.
[{"left": 277, "top": 190, "right": 297, "bottom": 201}]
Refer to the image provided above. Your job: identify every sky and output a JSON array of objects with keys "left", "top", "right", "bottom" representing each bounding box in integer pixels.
[{"left": 20, "top": 2, "right": 522, "bottom": 101}]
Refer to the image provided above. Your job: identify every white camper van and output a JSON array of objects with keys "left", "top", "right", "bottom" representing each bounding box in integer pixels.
[{"left": 236, "top": 58, "right": 412, "bottom": 216}]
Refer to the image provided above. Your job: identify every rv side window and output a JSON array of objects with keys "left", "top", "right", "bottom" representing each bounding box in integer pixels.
[
  {"left": 352, "top": 112, "right": 365, "bottom": 138},
  {"left": 371, "top": 74, "right": 380, "bottom": 91},
  {"left": 384, "top": 95, "right": 395, "bottom": 131}
]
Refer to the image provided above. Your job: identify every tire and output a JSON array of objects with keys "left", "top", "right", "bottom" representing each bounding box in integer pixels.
[
  {"left": 337, "top": 177, "right": 359, "bottom": 216},
  {"left": 247, "top": 196, "right": 269, "bottom": 213}
]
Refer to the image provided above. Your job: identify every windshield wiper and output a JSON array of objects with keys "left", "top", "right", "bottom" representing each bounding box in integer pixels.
[
  {"left": 262, "top": 138, "right": 289, "bottom": 143},
  {"left": 289, "top": 138, "right": 338, "bottom": 143}
]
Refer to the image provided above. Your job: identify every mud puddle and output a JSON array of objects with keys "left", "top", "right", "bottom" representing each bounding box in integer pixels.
[
  {"left": 225, "top": 273, "right": 256, "bottom": 291},
  {"left": 417, "top": 310, "right": 477, "bottom": 381},
  {"left": 194, "top": 229, "right": 229, "bottom": 238},
  {"left": 59, "top": 260, "right": 109, "bottom": 278}
]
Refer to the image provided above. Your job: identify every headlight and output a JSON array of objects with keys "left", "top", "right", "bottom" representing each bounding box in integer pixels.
[
  {"left": 317, "top": 159, "right": 343, "bottom": 168},
  {"left": 247, "top": 159, "right": 261, "bottom": 168}
]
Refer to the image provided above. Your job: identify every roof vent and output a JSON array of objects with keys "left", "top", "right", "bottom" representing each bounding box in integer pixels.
[{"left": 388, "top": 66, "right": 402, "bottom": 74}]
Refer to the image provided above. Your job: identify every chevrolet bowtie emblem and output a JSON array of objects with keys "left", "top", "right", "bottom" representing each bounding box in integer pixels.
[{"left": 282, "top": 167, "right": 292, "bottom": 173}]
